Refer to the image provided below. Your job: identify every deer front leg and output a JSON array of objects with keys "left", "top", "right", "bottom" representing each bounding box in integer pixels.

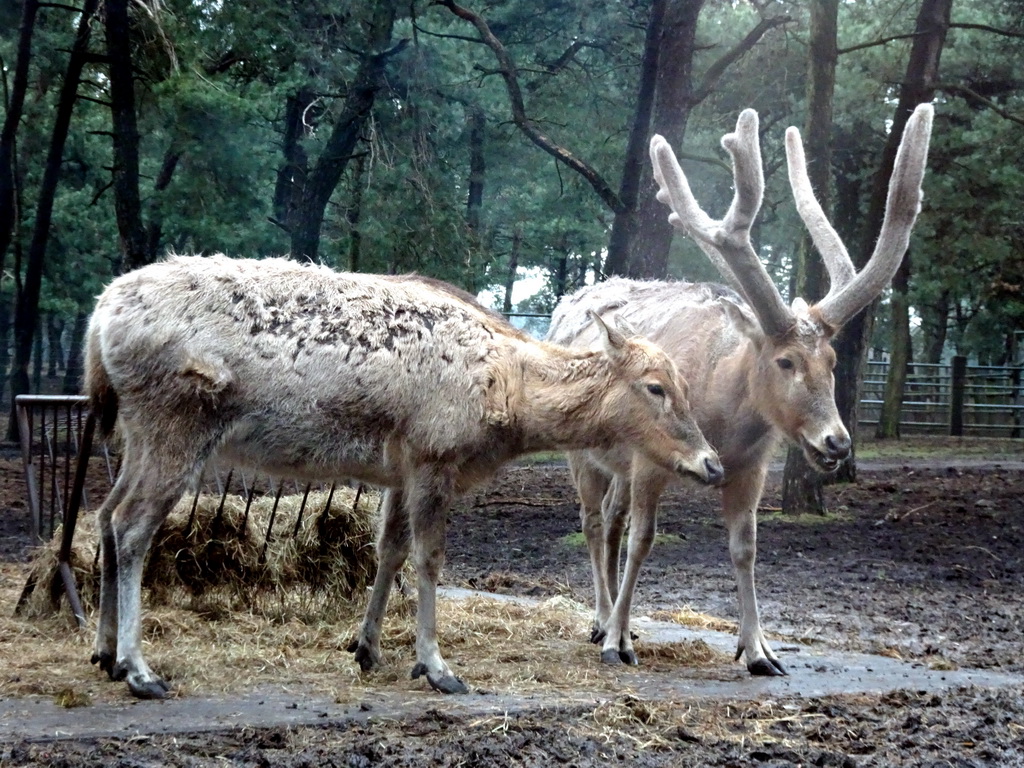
[
  {"left": 350, "top": 488, "right": 407, "bottom": 673},
  {"left": 600, "top": 464, "right": 668, "bottom": 665},
  {"left": 569, "top": 455, "right": 614, "bottom": 644},
  {"left": 601, "top": 475, "right": 630, "bottom": 611},
  {"left": 406, "top": 466, "right": 467, "bottom": 694},
  {"left": 721, "top": 468, "right": 786, "bottom": 676}
]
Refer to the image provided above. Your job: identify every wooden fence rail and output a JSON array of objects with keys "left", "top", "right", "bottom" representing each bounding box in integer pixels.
[{"left": 860, "top": 357, "right": 1024, "bottom": 437}]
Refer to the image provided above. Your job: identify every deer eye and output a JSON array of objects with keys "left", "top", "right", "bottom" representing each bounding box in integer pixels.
[
  {"left": 776, "top": 358, "right": 795, "bottom": 371},
  {"left": 646, "top": 383, "right": 665, "bottom": 397}
]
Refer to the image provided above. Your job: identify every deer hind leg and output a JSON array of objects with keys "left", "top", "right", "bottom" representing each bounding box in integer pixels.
[
  {"left": 350, "top": 488, "right": 408, "bottom": 672},
  {"left": 568, "top": 454, "right": 613, "bottom": 644},
  {"left": 600, "top": 464, "right": 668, "bottom": 665},
  {"left": 721, "top": 466, "right": 786, "bottom": 676},
  {"left": 405, "top": 464, "right": 466, "bottom": 694},
  {"left": 92, "top": 470, "right": 134, "bottom": 677},
  {"left": 109, "top": 454, "right": 192, "bottom": 698}
]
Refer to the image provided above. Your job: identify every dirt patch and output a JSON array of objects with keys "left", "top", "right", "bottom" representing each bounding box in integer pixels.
[{"left": 1, "top": 448, "right": 1024, "bottom": 765}]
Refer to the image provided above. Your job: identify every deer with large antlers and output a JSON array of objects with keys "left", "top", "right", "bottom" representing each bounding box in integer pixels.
[
  {"left": 548, "top": 105, "right": 933, "bottom": 674},
  {"left": 84, "top": 254, "right": 723, "bottom": 698}
]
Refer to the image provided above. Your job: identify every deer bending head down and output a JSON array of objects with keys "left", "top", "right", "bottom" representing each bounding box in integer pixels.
[
  {"left": 548, "top": 105, "right": 933, "bottom": 673},
  {"left": 85, "top": 254, "right": 722, "bottom": 698}
]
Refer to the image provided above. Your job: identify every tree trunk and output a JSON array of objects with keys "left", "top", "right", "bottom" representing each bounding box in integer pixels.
[
  {"left": 8, "top": 0, "right": 99, "bottom": 440},
  {"left": 31, "top": 317, "right": 42, "bottom": 393},
  {"left": 553, "top": 233, "right": 569, "bottom": 300},
  {"left": 144, "top": 143, "right": 182, "bottom": 263},
  {"left": 62, "top": 310, "right": 87, "bottom": 395},
  {"left": 502, "top": 226, "right": 521, "bottom": 314},
  {"left": 32, "top": 318, "right": 42, "bottom": 393},
  {"left": 876, "top": 251, "right": 913, "bottom": 437},
  {"left": 345, "top": 152, "right": 367, "bottom": 272},
  {"left": 288, "top": 4, "right": 403, "bottom": 261},
  {"left": 0, "top": 291, "right": 12, "bottom": 403},
  {"left": 466, "top": 104, "right": 485, "bottom": 236},
  {"left": 273, "top": 88, "right": 314, "bottom": 230},
  {"left": 834, "top": 0, "right": 952, "bottom": 475},
  {"left": 46, "top": 314, "right": 63, "bottom": 378},
  {"left": 105, "top": 0, "right": 148, "bottom": 272},
  {"left": 629, "top": 0, "right": 704, "bottom": 279},
  {"left": 920, "top": 289, "right": 949, "bottom": 364},
  {"left": 603, "top": 0, "right": 667, "bottom": 278},
  {"left": 0, "top": 0, "right": 39, "bottom": 280},
  {"left": 781, "top": 0, "right": 838, "bottom": 515}
]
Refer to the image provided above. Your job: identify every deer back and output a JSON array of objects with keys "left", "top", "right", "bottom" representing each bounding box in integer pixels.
[{"left": 88, "top": 255, "right": 524, "bottom": 475}]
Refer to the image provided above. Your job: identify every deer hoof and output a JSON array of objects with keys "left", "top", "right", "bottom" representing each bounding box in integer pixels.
[
  {"left": 748, "top": 658, "right": 787, "bottom": 677},
  {"left": 619, "top": 649, "right": 639, "bottom": 665},
  {"left": 600, "top": 649, "right": 623, "bottom": 665},
  {"left": 350, "top": 641, "right": 380, "bottom": 672},
  {"left": 91, "top": 651, "right": 116, "bottom": 679},
  {"left": 128, "top": 676, "right": 171, "bottom": 700},
  {"left": 411, "top": 663, "right": 469, "bottom": 694},
  {"left": 589, "top": 626, "right": 606, "bottom": 645}
]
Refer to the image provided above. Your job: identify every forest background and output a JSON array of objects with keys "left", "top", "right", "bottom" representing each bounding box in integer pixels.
[{"left": 0, "top": 0, "right": 1021, "bottom": 497}]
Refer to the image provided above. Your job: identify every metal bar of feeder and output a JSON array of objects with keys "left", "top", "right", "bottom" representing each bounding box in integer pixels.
[
  {"left": 56, "top": 410, "right": 96, "bottom": 628},
  {"left": 213, "top": 468, "right": 234, "bottom": 528},
  {"left": 62, "top": 402, "right": 73, "bottom": 527},
  {"left": 293, "top": 483, "right": 313, "bottom": 537},
  {"left": 260, "top": 481, "right": 287, "bottom": 563},
  {"left": 240, "top": 480, "right": 257, "bottom": 540},
  {"left": 16, "top": 399, "right": 41, "bottom": 541}
]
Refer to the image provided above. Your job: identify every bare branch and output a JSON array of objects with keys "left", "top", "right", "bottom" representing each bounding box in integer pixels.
[
  {"left": 692, "top": 15, "right": 792, "bottom": 106},
  {"left": 412, "top": 21, "right": 487, "bottom": 46},
  {"left": 38, "top": 2, "right": 85, "bottom": 13},
  {"left": 436, "top": 0, "right": 623, "bottom": 213},
  {"left": 837, "top": 32, "right": 920, "bottom": 55},
  {"left": 937, "top": 82, "right": 1024, "bottom": 127},
  {"left": 949, "top": 22, "right": 1024, "bottom": 39}
]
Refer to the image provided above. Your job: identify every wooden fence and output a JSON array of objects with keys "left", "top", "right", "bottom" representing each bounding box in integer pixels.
[{"left": 860, "top": 357, "right": 1024, "bottom": 437}]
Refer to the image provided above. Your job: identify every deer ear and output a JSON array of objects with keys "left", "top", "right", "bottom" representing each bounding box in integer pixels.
[
  {"left": 721, "top": 298, "right": 764, "bottom": 346},
  {"left": 612, "top": 313, "right": 639, "bottom": 338},
  {"left": 588, "top": 310, "right": 629, "bottom": 363}
]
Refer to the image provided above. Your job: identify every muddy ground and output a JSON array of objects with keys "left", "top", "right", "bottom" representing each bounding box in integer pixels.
[{"left": 2, "top": 446, "right": 1024, "bottom": 766}]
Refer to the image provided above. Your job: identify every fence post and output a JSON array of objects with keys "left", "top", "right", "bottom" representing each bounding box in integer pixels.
[
  {"left": 950, "top": 355, "right": 967, "bottom": 436},
  {"left": 1011, "top": 366, "right": 1022, "bottom": 439}
]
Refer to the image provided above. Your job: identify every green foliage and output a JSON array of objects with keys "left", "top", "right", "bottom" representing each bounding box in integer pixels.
[{"left": 0, "top": 0, "right": 1021, "bottom": 380}]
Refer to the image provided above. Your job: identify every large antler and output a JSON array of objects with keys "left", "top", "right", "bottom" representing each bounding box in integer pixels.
[
  {"left": 651, "top": 104, "right": 934, "bottom": 335},
  {"left": 650, "top": 110, "right": 794, "bottom": 338},
  {"left": 796, "top": 104, "right": 934, "bottom": 328}
]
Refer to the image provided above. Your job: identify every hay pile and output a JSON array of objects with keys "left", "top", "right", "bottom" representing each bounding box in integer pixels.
[{"left": 20, "top": 484, "right": 382, "bottom": 618}]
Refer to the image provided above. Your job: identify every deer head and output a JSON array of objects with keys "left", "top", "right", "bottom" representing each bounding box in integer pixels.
[
  {"left": 648, "top": 105, "right": 933, "bottom": 471},
  {"left": 589, "top": 310, "right": 724, "bottom": 485}
]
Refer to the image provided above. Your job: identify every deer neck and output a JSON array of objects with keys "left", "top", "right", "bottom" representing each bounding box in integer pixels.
[
  {"left": 512, "top": 345, "right": 619, "bottom": 453},
  {"left": 703, "top": 339, "right": 774, "bottom": 461}
]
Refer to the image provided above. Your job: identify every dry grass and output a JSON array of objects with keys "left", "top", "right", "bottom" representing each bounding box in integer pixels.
[
  {"left": 0, "top": 574, "right": 730, "bottom": 706},
  {"left": 19, "top": 485, "right": 382, "bottom": 620},
  {"left": 2, "top": 488, "right": 731, "bottom": 706},
  {"left": 648, "top": 606, "right": 738, "bottom": 634},
  {"left": 586, "top": 695, "right": 830, "bottom": 752}
]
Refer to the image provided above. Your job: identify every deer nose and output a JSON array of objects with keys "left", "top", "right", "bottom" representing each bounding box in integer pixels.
[
  {"left": 704, "top": 456, "right": 725, "bottom": 486},
  {"left": 824, "top": 433, "right": 852, "bottom": 460}
]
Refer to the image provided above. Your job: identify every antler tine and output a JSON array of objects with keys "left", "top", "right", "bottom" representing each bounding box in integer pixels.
[
  {"left": 650, "top": 135, "right": 741, "bottom": 289},
  {"left": 785, "top": 126, "right": 856, "bottom": 301},
  {"left": 816, "top": 103, "right": 934, "bottom": 328},
  {"left": 651, "top": 110, "right": 794, "bottom": 337}
]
